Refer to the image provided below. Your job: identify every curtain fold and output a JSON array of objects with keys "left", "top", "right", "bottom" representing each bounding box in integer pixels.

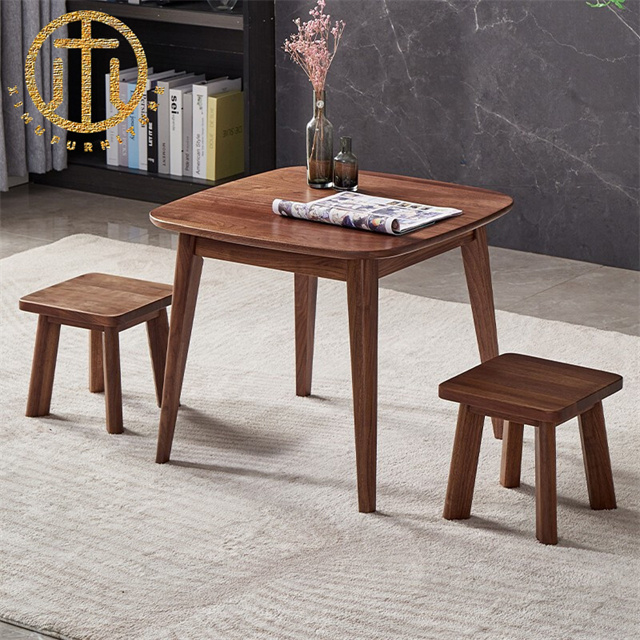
[{"left": 0, "top": 0, "right": 68, "bottom": 192}]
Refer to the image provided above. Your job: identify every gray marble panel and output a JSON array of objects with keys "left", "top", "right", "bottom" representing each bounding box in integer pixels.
[{"left": 275, "top": 0, "right": 639, "bottom": 269}]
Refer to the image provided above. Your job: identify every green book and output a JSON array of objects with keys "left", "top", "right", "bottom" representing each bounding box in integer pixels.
[{"left": 206, "top": 90, "right": 244, "bottom": 181}]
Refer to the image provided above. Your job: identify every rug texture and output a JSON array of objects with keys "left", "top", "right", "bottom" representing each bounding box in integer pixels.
[{"left": 0, "top": 235, "right": 638, "bottom": 640}]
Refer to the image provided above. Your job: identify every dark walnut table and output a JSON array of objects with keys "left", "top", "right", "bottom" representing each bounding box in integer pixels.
[{"left": 150, "top": 166, "right": 513, "bottom": 513}]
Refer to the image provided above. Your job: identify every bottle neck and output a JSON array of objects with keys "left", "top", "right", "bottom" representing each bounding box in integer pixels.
[
  {"left": 341, "top": 137, "right": 352, "bottom": 154},
  {"left": 313, "top": 90, "right": 326, "bottom": 118}
]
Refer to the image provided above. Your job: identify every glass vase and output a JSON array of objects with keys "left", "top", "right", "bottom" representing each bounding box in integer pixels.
[{"left": 306, "top": 90, "right": 333, "bottom": 189}]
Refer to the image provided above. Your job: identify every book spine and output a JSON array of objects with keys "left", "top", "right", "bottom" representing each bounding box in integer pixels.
[
  {"left": 182, "top": 92, "right": 193, "bottom": 177},
  {"left": 192, "top": 85, "right": 207, "bottom": 179},
  {"left": 105, "top": 73, "right": 118, "bottom": 166},
  {"left": 138, "top": 84, "right": 149, "bottom": 171},
  {"left": 146, "top": 88, "right": 158, "bottom": 173},
  {"left": 118, "top": 80, "right": 129, "bottom": 166},
  {"left": 157, "top": 82, "right": 171, "bottom": 174},
  {"left": 127, "top": 83, "right": 138, "bottom": 169},
  {"left": 206, "top": 95, "right": 217, "bottom": 181},
  {"left": 169, "top": 88, "right": 183, "bottom": 176}
]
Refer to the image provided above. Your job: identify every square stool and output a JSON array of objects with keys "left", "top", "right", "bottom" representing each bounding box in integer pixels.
[
  {"left": 439, "top": 353, "right": 622, "bottom": 544},
  {"left": 20, "top": 273, "right": 173, "bottom": 434}
]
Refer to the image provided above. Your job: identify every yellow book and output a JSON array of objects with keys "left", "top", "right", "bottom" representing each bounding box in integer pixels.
[{"left": 206, "top": 90, "right": 244, "bottom": 181}]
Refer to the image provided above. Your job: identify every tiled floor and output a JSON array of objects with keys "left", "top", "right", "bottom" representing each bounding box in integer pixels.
[{"left": 0, "top": 183, "right": 638, "bottom": 640}]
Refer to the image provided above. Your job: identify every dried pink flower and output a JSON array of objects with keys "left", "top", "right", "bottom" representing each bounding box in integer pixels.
[{"left": 283, "top": 0, "right": 345, "bottom": 93}]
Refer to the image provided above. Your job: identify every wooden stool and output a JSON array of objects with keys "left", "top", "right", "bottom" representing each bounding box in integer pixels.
[
  {"left": 20, "top": 273, "right": 173, "bottom": 434},
  {"left": 439, "top": 353, "right": 622, "bottom": 544}
]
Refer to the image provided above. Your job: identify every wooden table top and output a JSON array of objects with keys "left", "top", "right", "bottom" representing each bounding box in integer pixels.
[{"left": 150, "top": 166, "right": 513, "bottom": 259}]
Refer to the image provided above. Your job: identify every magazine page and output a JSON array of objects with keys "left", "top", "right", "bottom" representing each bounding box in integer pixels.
[{"left": 272, "top": 192, "right": 462, "bottom": 235}]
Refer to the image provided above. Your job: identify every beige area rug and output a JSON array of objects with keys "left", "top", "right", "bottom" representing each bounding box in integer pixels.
[{"left": 0, "top": 235, "right": 638, "bottom": 640}]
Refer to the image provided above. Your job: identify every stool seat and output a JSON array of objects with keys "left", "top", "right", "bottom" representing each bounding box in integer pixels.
[
  {"left": 20, "top": 273, "right": 173, "bottom": 330},
  {"left": 439, "top": 353, "right": 622, "bottom": 426}
]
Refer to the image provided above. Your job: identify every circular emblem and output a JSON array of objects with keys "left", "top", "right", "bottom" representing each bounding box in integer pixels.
[{"left": 25, "top": 11, "right": 148, "bottom": 134}]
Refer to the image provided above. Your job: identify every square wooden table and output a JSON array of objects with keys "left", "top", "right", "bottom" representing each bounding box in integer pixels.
[{"left": 150, "top": 166, "right": 513, "bottom": 512}]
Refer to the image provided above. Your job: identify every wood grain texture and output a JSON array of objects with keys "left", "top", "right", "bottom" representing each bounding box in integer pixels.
[
  {"left": 461, "top": 227, "right": 503, "bottom": 440},
  {"left": 147, "top": 309, "right": 170, "bottom": 408},
  {"left": 103, "top": 327, "right": 123, "bottom": 435},
  {"left": 535, "top": 424, "right": 558, "bottom": 545},
  {"left": 20, "top": 273, "right": 172, "bottom": 329},
  {"left": 439, "top": 353, "right": 623, "bottom": 426},
  {"left": 150, "top": 166, "right": 513, "bottom": 259},
  {"left": 500, "top": 422, "right": 524, "bottom": 488},
  {"left": 89, "top": 329, "right": 104, "bottom": 393},
  {"left": 443, "top": 404, "right": 485, "bottom": 520},
  {"left": 294, "top": 274, "right": 318, "bottom": 397},
  {"left": 156, "top": 234, "right": 204, "bottom": 463},
  {"left": 347, "top": 260, "right": 379, "bottom": 513},
  {"left": 578, "top": 402, "right": 617, "bottom": 510},
  {"left": 195, "top": 236, "right": 348, "bottom": 281},
  {"left": 26, "top": 316, "right": 61, "bottom": 417}
]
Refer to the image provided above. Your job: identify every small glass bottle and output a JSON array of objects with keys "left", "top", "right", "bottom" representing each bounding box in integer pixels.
[{"left": 333, "top": 136, "right": 358, "bottom": 191}]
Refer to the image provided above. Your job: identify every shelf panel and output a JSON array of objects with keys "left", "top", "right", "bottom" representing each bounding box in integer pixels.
[
  {"left": 67, "top": 0, "right": 244, "bottom": 30},
  {"left": 32, "top": 156, "right": 242, "bottom": 203}
]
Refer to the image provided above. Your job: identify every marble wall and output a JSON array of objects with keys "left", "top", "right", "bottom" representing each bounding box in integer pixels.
[{"left": 274, "top": 0, "right": 640, "bottom": 270}]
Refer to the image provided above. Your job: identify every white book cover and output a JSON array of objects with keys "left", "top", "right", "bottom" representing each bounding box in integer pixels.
[
  {"left": 182, "top": 91, "right": 194, "bottom": 177},
  {"left": 169, "top": 82, "right": 205, "bottom": 176},
  {"left": 105, "top": 66, "right": 138, "bottom": 166},
  {"left": 193, "top": 77, "right": 240, "bottom": 179},
  {"left": 156, "top": 73, "right": 203, "bottom": 174},
  {"left": 138, "top": 70, "right": 178, "bottom": 171}
]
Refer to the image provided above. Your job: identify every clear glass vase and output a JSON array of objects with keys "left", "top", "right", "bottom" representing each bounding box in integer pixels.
[{"left": 306, "top": 90, "right": 334, "bottom": 189}]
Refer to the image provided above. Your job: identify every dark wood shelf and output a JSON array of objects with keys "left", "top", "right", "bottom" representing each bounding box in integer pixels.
[
  {"left": 67, "top": 0, "right": 244, "bottom": 30},
  {"left": 35, "top": 0, "right": 275, "bottom": 202},
  {"left": 32, "top": 154, "right": 242, "bottom": 203}
]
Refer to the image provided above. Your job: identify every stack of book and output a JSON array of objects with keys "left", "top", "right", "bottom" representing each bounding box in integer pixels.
[{"left": 105, "top": 68, "right": 244, "bottom": 182}]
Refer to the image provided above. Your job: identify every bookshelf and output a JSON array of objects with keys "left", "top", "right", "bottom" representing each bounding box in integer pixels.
[{"left": 32, "top": 0, "right": 275, "bottom": 203}]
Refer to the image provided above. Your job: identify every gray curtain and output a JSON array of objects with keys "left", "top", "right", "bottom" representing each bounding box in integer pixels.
[{"left": 0, "top": 0, "right": 68, "bottom": 191}]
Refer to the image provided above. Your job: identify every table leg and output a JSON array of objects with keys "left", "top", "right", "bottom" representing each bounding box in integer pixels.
[
  {"left": 294, "top": 274, "right": 318, "bottom": 397},
  {"left": 347, "top": 259, "right": 378, "bottom": 513},
  {"left": 156, "top": 234, "right": 203, "bottom": 463},
  {"left": 461, "top": 227, "right": 503, "bottom": 439}
]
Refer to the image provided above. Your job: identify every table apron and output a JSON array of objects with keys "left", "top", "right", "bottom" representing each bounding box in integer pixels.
[{"left": 193, "top": 231, "right": 476, "bottom": 281}]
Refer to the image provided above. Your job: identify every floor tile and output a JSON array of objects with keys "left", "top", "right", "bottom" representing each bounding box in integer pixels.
[
  {"left": 380, "top": 245, "right": 600, "bottom": 308},
  {"left": 505, "top": 266, "right": 640, "bottom": 335}
]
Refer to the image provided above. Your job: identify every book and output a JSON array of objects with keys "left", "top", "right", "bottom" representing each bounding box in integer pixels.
[
  {"left": 181, "top": 90, "right": 194, "bottom": 177},
  {"left": 137, "top": 70, "right": 178, "bottom": 171},
  {"left": 206, "top": 90, "right": 244, "bottom": 181},
  {"left": 105, "top": 66, "right": 138, "bottom": 166},
  {"left": 147, "top": 86, "right": 159, "bottom": 173},
  {"left": 156, "top": 73, "right": 203, "bottom": 174},
  {"left": 126, "top": 81, "right": 138, "bottom": 169},
  {"left": 118, "top": 68, "right": 152, "bottom": 167},
  {"left": 170, "top": 82, "right": 205, "bottom": 176},
  {"left": 272, "top": 192, "right": 463, "bottom": 235},
  {"left": 192, "top": 77, "right": 240, "bottom": 179}
]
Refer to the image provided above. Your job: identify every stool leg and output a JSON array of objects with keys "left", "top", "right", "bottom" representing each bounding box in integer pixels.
[
  {"left": 443, "top": 404, "right": 485, "bottom": 520},
  {"left": 500, "top": 422, "right": 524, "bottom": 488},
  {"left": 26, "top": 316, "right": 61, "bottom": 417},
  {"left": 147, "top": 309, "right": 169, "bottom": 408},
  {"left": 579, "top": 402, "right": 616, "bottom": 510},
  {"left": 89, "top": 330, "right": 105, "bottom": 393},
  {"left": 535, "top": 423, "right": 557, "bottom": 544},
  {"left": 102, "top": 328, "right": 123, "bottom": 434}
]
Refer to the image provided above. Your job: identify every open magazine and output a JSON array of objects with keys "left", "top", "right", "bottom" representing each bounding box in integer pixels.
[{"left": 272, "top": 191, "right": 463, "bottom": 235}]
